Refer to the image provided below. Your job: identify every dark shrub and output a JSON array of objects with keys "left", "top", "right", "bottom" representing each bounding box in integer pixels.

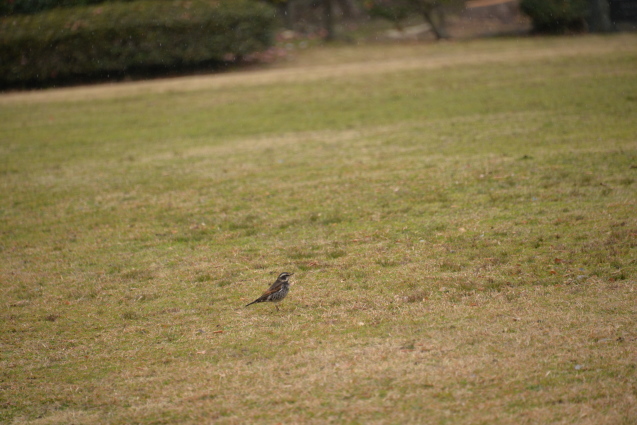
[
  {"left": 0, "top": 0, "right": 276, "bottom": 87},
  {"left": 0, "top": 0, "right": 166, "bottom": 17},
  {"left": 520, "top": 0, "right": 589, "bottom": 33}
]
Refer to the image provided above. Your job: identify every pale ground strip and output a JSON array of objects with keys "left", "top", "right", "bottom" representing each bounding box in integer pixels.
[{"left": 1, "top": 34, "right": 635, "bottom": 104}]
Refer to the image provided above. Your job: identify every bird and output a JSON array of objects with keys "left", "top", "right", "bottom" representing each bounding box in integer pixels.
[{"left": 245, "top": 272, "right": 293, "bottom": 311}]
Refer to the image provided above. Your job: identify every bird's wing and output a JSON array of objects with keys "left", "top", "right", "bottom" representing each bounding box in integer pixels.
[
  {"left": 266, "top": 279, "right": 282, "bottom": 291},
  {"left": 262, "top": 281, "right": 283, "bottom": 296}
]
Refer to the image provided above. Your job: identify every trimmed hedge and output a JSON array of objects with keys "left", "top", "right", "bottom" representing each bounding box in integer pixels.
[
  {"left": 520, "top": 0, "right": 589, "bottom": 33},
  {"left": 1, "top": 0, "right": 119, "bottom": 17},
  {"left": 0, "top": 0, "right": 276, "bottom": 87}
]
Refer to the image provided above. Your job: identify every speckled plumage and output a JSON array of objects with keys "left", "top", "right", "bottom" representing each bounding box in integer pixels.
[{"left": 246, "top": 272, "right": 293, "bottom": 310}]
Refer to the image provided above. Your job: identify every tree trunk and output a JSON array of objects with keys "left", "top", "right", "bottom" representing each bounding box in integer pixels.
[
  {"left": 278, "top": 2, "right": 293, "bottom": 29},
  {"left": 323, "top": 0, "right": 335, "bottom": 40},
  {"left": 334, "top": 0, "right": 360, "bottom": 18},
  {"left": 422, "top": 5, "right": 450, "bottom": 40},
  {"left": 587, "top": 0, "right": 613, "bottom": 32}
]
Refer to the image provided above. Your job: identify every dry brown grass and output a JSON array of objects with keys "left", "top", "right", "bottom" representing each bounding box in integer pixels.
[
  {"left": 10, "top": 280, "right": 636, "bottom": 424},
  {"left": 2, "top": 33, "right": 637, "bottom": 424}
]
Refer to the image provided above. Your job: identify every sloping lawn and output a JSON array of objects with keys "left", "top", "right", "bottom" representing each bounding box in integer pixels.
[{"left": 1, "top": 34, "right": 636, "bottom": 424}]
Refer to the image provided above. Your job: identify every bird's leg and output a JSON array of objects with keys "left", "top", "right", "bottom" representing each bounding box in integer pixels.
[{"left": 275, "top": 304, "right": 280, "bottom": 312}]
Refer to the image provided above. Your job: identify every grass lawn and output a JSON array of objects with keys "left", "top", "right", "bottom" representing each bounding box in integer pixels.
[{"left": 1, "top": 33, "right": 636, "bottom": 424}]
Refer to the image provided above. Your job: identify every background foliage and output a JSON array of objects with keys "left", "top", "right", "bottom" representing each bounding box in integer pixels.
[
  {"left": 0, "top": 0, "right": 131, "bottom": 16},
  {"left": 0, "top": 0, "right": 276, "bottom": 87},
  {"left": 520, "top": 0, "right": 589, "bottom": 32},
  {"left": 364, "top": 0, "right": 452, "bottom": 38}
]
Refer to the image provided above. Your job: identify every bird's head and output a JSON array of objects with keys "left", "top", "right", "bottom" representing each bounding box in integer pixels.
[{"left": 278, "top": 272, "right": 293, "bottom": 282}]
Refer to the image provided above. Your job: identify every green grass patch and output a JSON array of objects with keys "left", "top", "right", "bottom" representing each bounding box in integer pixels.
[{"left": 1, "top": 34, "right": 636, "bottom": 424}]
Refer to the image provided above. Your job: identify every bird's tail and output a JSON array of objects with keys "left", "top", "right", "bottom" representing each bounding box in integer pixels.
[{"left": 245, "top": 298, "right": 262, "bottom": 307}]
